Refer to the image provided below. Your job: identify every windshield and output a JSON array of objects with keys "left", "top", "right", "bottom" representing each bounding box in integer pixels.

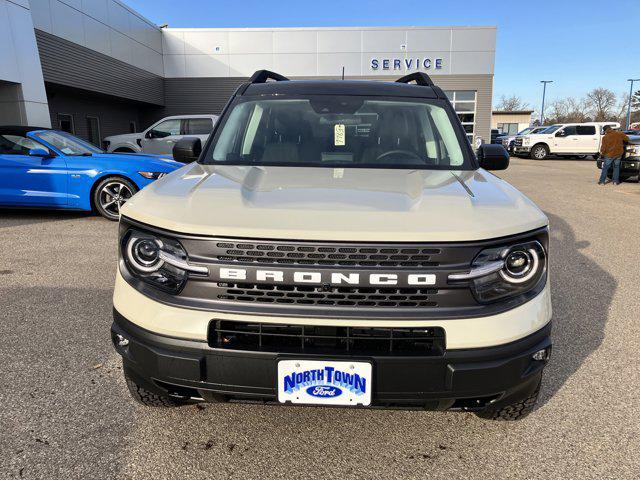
[
  {"left": 34, "top": 131, "right": 103, "bottom": 156},
  {"left": 540, "top": 125, "right": 561, "bottom": 134},
  {"left": 518, "top": 127, "right": 534, "bottom": 135},
  {"left": 204, "top": 96, "right": 471, "bottom": 170}
]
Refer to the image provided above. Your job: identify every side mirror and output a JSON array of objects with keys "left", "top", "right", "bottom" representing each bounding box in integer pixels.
[
  {"left": 145, "top": 130, "right": 155, "bottom": 139},
  {"left": 555, "top": 131, "right": 566, "bottom": 137},
  {"left": 173, "top": 137, "right": 202, "bottom": 163},
  {"left": 28, "top": 148, "right": 51, "bottom": 157},
  {"left": 477, "top": 144, "right": 509, "bottom": 171}
]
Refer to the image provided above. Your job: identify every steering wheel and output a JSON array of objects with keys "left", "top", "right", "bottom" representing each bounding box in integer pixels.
[{"left": 375, "top": 150, "right": 422, "bottom": 163}]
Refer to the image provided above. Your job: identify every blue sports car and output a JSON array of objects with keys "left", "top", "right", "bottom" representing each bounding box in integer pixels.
[{"left": 0, "top": 126, "right": 183, "bottom": 220}]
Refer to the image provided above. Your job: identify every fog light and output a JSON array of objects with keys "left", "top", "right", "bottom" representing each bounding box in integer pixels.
[
  {"left": 115, "top": 334, "right": 129, "bottom": 347},
  {"left": 532, "top": 348, "right": 550, "bottom": 361}
]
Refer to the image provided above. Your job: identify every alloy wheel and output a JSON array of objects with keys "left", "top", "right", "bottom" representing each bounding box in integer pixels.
[
  {"left": 99, "top": 181, "right": 134, "bottom": 219},
  {"left": 533, "top": 147, "right": 546, "bottom": 159}
]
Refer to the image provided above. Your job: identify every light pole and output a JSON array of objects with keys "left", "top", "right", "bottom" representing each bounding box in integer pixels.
[
  {"left": 626, "top": 78, "right": 639, "bottom": 130},
  {"left": 540, "top": 80, "right": 553, "bottom": 125}
]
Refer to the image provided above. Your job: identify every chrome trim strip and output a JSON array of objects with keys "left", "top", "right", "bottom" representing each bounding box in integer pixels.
[
  {"left": 159, "top": 252, "right": 209, "bottom": 275},
  {"left": 448, "top": 260, "right": 504, "bottom": 281}
]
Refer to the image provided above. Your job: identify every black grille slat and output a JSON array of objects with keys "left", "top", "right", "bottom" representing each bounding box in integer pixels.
[
  {"left": 212, "top": 241, "right": 443, "bottom": 268},
  {"left": 210, "top": 321, "right": 446, "bottom": 356},
  {"left": 217, "top": 283, "right": 439, "bottom": 308}
]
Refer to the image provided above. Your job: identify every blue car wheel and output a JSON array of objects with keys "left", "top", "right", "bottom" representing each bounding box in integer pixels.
[{"left": 93, "top": 176, "right": 138, "bottom": 221}]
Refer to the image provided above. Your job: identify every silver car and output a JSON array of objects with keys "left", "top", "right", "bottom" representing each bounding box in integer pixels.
[{"left": 103, "top": 115, "right": 218, "bottom": 158}]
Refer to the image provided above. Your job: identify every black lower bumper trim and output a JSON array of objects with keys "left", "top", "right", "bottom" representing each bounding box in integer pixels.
[{"left": 112, "top": 309, "right": 551, "bottom": 409}]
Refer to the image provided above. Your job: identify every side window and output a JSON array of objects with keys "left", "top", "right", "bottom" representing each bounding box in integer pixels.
[
  {"left": 0, "top": 135, "right": 50, "bottom": 155},
  {"left": 562, "top": 126, "right": 577, "bottom": 136},
  {"left": 186, "top": 118, "right": 214, "bottom": 135},
  {"left": 576, "top": 126, "right": 596, "bottom": 135},
  {"left": 149, "top": 119, "right": 181, "bottom": 138}
]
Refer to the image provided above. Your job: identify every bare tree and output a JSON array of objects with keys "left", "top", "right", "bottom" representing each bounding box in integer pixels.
[
  {"left": 495, "top": 95, "right": 530, "bottom": 111},
  {"left": 585, "top": 88, "right": 617, "bottom": 122},
  {"left": 544, "top": 97, "right": 590, "bottom": 124},
  {"left": 615, "top": 93, "right": 631, "bottom": 125}
]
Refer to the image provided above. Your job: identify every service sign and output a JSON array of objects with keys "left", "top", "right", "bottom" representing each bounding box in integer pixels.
[
  {"left": 278, "top": 360, "right": 372, "bottom": 406},
  {"left": 371, "top": 57, "right": 444, "bottom": 71}
]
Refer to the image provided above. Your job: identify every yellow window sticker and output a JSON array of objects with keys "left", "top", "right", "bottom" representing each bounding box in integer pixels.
[{"left": 334, "top": 124, "right": 346, "bottom": 146}]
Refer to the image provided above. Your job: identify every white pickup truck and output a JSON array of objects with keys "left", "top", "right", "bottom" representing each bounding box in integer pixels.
[
  {"left": 514, "top": 122, "right": 620, "bottom": 160},
  {"left": 103, "top": 115, "right": 218, "bottom": 158}
]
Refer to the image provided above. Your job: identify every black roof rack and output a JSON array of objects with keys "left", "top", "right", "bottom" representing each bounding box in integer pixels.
[
  {"left": 248, "top": 70, "right": 289, "bottom": 84},
  {"left": 395, "top": 72, "right": 435, "bottom": 87}
]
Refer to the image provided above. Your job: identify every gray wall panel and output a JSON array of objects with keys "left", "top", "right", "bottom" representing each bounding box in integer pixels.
[
  {"left": 45, "top": 84, "right": 150, "bottom": 141},
  {"left": 161, "top": 77, "right": 245, "bottom": 116},
  {"left": 35, "top": 29, "right": 164, "bottom": 106}
]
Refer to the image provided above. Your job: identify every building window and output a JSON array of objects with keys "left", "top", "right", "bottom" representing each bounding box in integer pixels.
[
  {"left": 129, "top": 121, "right": 137, "bottom": 133},
  {"left": 444, "top": 90, "right": 477, "bottom": 144},
  {"left": 86, "top": 116, "right": 101, "bottom": 147},
  {"left": 58, "top": 114, "right": 74, "bottom": 134},
  {"left": 497, "top": 123, "right": 519, "bottom": 135}
]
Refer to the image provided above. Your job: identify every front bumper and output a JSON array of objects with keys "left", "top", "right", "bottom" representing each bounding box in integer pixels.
[
  {"left": 596, "top": 157, "right": 640, "bottom": 175},
  {"left": 112, "top": 309, "right": 551, "bottom": 410}
]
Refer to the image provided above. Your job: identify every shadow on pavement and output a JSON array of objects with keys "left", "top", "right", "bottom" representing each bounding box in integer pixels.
[{"left": 538, "top": 212, "right": 615, "bottom": 407}]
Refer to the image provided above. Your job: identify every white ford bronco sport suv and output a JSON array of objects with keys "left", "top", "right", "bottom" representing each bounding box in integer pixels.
[{"left": 112, "top": 70, "right": 552, "bottom": 420}]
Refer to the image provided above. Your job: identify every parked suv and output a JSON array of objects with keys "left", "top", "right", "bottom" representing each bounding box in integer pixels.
[
  {"left": 103, "top": 115, "right": 218, "bottom": 158},
  {"left": 112, "top": 71, "right": 552, "bottom": 420},
  {"left": 514, "top": 122, "right": 619, "bottom": 160}
]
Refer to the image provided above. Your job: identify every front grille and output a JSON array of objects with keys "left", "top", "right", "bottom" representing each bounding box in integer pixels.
[
  {"left": 214, "top": 241, "right": 440, "bottom": 268},
  {"left": 217, "top": 282, "right": 438, "bottom": 308},
  {"left": 209, "top": 321, "right": 446, "bottom": 356}
]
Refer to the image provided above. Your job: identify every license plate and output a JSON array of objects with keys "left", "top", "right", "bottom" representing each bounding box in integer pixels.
[{"left": 277, "top": 359, "right": 372, "bottom": 406}]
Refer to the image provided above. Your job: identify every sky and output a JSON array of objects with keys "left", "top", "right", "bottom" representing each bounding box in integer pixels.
[{"left": 126, "top": 0, "right": 639, "bottom": 111}]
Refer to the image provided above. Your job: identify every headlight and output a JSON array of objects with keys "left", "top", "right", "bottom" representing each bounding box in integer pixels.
[
  {"left": 138, "top": 171, "right": 166, "bottom": 179},
  {"left": 626, "top": 145, "right": 640, "bottom": 156},
  {"left": 122, "top": 229, "right": 207, "bottom": 293},
  {"left": 449, "top": 238, "right": 547, "bottom": 304}
]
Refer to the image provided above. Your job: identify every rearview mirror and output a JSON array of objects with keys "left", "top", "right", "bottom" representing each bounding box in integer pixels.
[
  {"left": 173, "top": 137, "right": 202, "bottom": 163},
  {"left": 477, "top": 144, "right": 509, "bottom": 171},
  {"left": 28, "top": 148, "right": 51, "bottom": 157}
]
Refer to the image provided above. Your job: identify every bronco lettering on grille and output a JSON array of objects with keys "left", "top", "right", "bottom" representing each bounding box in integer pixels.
[{"left": 218, "top": 267, "right": 436, "bottom": 286}]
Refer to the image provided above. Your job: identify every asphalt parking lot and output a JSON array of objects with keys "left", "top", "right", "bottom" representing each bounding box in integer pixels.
[{"left": 1, "top": 158, "right": 639, "bottom": 479}]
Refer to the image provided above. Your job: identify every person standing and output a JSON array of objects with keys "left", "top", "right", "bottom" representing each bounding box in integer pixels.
[{"left": 598, "top": 126, "right": 629, "bottom": 185}]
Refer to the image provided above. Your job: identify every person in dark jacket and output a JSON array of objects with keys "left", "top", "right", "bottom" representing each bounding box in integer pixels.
[{"left": 598, "top": 126, "right": 629, "bottom": 185}]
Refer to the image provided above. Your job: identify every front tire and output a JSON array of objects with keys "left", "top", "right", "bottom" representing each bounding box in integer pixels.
[
  {"left": 125, "top": 374, "right": 184, "bottom": 407},
  {"left": 93, "top": 177, "right": 137, "bottom": 221},
  {"left": 530, "top": 144, "right": 549, "bottom": 160},
  {"left": 475, "top": 382, "right": 540, "bottom": 421}
]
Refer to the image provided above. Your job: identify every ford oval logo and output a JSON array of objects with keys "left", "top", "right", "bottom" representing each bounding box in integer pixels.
[{"left": 306, "top": 385, "right": 342, "bottom": 398}]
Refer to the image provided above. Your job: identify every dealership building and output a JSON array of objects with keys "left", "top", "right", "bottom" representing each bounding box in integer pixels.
[{"left": 1, "top": 0, "right": 496, "bottom": 146}]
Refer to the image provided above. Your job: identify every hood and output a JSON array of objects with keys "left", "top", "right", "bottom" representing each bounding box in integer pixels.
[
  {"left": 104, "top": 133, "right": 143, "bottom": 142},
  {"left": 121, "top": 164, "right": 548, "bottom": 242},
  {"left": 627, "top": 135, "right": 640, "bottom": 145},
  {"left": 93, "top": 152, "right": 183, "bottom": 171}
]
